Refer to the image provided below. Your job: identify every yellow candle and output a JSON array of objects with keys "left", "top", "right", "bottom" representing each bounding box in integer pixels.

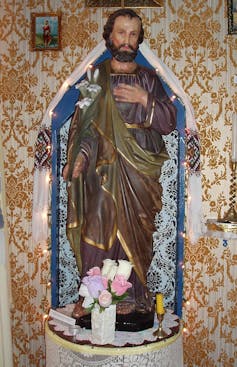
[{"left": 156, "top": 293, "right": 165, "bottom": 314}]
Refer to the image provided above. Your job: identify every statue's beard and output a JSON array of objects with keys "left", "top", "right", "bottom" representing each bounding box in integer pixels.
[{"left": 107, "top": 41, "right": 138, "bottom": 62}]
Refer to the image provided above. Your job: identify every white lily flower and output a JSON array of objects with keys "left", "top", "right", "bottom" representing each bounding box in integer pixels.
[
  {"left": 93, "top": 68, "right": 99, "bottom": 82},
  {"left": 75, "top": 80, "right": 89, "bottom": 89},
  {"left": 87, "top": 84, "right": 101, "bottom": 93},
  {"left": 76, "top": 97, "right": 93, "bottom": 109},
  {"left": 87, "top": 67, "right": 92, "bottom": 81}
]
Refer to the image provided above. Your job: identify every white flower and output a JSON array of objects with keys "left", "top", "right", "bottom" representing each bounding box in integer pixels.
[
  {"left": 76, "top": 97, "right": 93, "bottom": 109},
  {"left": 79, "top": 283, "right": 90, "bottom": 298},
  {"left": 87, "top": 67, "right": 100, "bottom": 83},
  {"left": 107, "top": 264, "right": 118, "bottom": 280},
  {"left": 79, "top": 283, "right": 94, "bottom": 308},
  {"left": 75, "top": 80, "right": 90, "bottom": 98},
  {"left": 93, "top": 68, "right": 99, "bottom": 82},
  {"left": 101, "top": 259, "right": 118, "bottom": 280},
  {"left": 87, "top": 67, "right": 92, "bottom": 81},
  {"left": 75, "top": 80, "right": 89, "bottom": 89},
  {"left": 116, "top": 260, "right": 133, "bottom": 280},
  {"left": 87, "top": 84, "right": 101, "bottom": 93},
  {"left": 82, "top": 296, "right": 94, "bottom": 308},
  {"left": 87, "top": 84, "right": 102, "bottom": 99}
]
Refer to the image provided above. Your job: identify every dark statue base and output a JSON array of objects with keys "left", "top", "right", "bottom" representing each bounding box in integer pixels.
[{"left": 76, "top": 310, "right": 154, "bottom": 332}]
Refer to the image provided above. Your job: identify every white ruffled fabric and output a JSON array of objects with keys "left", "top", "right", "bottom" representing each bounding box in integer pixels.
[
  {"left": 32, "top": 40, "right": 202, "bottom": 245},
  {"left": 48, "top": 308, "right": 179, "bottom": 347}
]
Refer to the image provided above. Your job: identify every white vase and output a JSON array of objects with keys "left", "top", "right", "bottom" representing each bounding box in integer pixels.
[{"left": 91, "top": 304, "right": 116, "bottom": 345}]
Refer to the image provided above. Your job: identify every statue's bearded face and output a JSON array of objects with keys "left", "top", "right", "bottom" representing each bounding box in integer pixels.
[
  {"left": 108, "top": 41, "right": 138, "bottom": 62},
  {"left": 108, "top": 15, "right": 141, "bottom": 62}
]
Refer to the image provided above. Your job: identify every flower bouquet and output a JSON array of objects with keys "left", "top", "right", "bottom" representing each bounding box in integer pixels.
[
  {"left": 79, "top": 259, "right": 133, "bottom": 344},
  {"left": 79, "top": 259, "right": 133, "bottom": 312}
]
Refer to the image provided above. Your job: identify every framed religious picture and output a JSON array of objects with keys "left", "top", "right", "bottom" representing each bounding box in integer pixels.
[
  {"left": 227, "top": 0, "right": 237, "bottom": 34},
  {"left": 31, "top": 12, "right": 62, "bottom": 51},
  {"left": 85, "top": 0, "right": 163, "bottom": 7}
]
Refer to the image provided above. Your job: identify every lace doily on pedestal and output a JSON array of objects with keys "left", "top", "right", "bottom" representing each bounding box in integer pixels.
[
  {"left": 48, "top": 308, "right": 179, "bottom": 347},
  {"left": 55, "top": 340, "right": 183, "bottom": 367}
]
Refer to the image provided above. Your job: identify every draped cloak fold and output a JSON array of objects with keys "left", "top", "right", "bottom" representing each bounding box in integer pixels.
[{"left": 66, "top": 59, "right": 174, "bottom": 296}]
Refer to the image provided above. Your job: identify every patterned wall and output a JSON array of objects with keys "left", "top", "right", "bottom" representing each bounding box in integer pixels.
[{"left": 0, "top": 1, "right": 236, "bottom": 366}]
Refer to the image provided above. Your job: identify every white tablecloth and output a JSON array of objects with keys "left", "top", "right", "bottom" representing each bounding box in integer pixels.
[{"left": 45, "top": 320, "right": 184, "bottom": 367}]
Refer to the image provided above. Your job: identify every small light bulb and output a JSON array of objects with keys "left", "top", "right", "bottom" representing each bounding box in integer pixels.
[
  {"left": 42, "top": 211, "right": 48, "bottom": 220},
  {"left": 63, "top": 81, "right": 69, "bottom": 90},
  {"left": 45, "top": 173, "right": 50, "bottom": 183},
  {"left": 179, "top": 231, "right": 185, "bottom": 239}
]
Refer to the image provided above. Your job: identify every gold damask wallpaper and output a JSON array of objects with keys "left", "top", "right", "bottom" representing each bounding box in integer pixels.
[{"left": 0, "top": 1, "right": 236, "bottom": 366}]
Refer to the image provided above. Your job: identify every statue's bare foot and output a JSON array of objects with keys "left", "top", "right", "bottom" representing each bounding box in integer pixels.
[{"left": 72, "top": 299, "right": 89, "bottom": 319}]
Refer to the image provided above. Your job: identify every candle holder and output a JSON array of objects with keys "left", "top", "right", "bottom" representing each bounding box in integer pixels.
[
  {"left": 153, "top": 312, "right": 167, "bottom": 339},
  {"left": 207, "top": 160, "right": 237, "bottom": 235},
  {"left": 219, "top": 161, "right": 237, "bottom": 224},
  {"left": 207, "top": 117, "right": 237, "bottom": 236}
]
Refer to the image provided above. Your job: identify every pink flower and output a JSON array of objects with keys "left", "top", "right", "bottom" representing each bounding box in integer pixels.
[
  {"left": 98, "top": 290, "right": 112, "bottom": 308},
  {"left": 82, "top": 275, "right": 106, "bottom": 298},
  {"left": 111, "top": 275, "right": 132, "bottom": 296},
  {"left": 102, "top": 276, "right": 108, "bottom": 289},
  {"left": 87, "top": 266, "right": 101, "bottom": 276}
]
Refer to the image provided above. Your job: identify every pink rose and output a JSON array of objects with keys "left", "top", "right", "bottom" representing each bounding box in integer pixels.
[
  {"left": 111, "top": 275, "right": 132, "bottom": 296},
  {"left": 102, "top": 276, "right": 108, "bottom": 289},
  {"left": 82, "top": 275, "right": 106, "bottom": 298},
  {"left": 98, "top": 290, "right": 112, "bottom": 308},
  {"left": 86, "top": 266, "right": 101, "bottom": 276}
]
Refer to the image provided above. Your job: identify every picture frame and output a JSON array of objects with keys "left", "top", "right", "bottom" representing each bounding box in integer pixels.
[
  {"left": 227, "top": 0, "right": 237, "bottom": 34},
  {"left": 31, "top": 12, "right": 62, "bottom": 51},
  {"left": 85, "top": 0, "right": 163, "bottom": 8}
]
